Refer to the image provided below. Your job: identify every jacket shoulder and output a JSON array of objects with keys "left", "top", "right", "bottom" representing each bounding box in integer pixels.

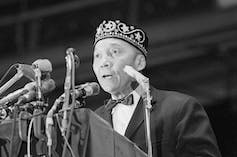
[
  {"left": 153, "top": 87, "right": 197, "bottom": 104},
  {"left": 152, "top": 88, "right": 200, "bottom": 114}
]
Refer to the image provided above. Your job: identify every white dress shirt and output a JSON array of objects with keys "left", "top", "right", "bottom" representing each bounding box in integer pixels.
[{"left": 111, "top": 91, "right": 140, "bottom": 135}]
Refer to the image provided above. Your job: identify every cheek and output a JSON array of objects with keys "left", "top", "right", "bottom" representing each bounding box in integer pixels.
[
  {"left": 116, "top": 68, "right": 129, "bottom": 85},
  {"left": 114, "top": 60, "right": 130, "bottom": 77},
  {"left": 114, "top": 59, "right": 126, "bottom": 70},
  {"left": 93, "top": 63, "right": 99, "bottom": 75}
]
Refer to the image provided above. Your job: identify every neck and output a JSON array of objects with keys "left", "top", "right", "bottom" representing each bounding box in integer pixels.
[
  {"left": 111, "top": 81, "right": 140, "bottom": 100},
  {"left": 111, "top": 88, "right": 133, "bottom": 100}
]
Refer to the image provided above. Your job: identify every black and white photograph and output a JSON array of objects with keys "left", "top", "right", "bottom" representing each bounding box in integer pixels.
[{"left": 0, "top": 0, "right": 236, "bottom": 157}]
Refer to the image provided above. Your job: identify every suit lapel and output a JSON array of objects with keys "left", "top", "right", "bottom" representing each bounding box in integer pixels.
[
  {"left": 125, "top": 98, "right": 144, "bottom": 138},
  {"left": 124, "top": 86, "right": 158, "bottom": 139}
]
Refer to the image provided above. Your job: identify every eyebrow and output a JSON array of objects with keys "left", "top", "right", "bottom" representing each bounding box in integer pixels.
[
  {"left": 110, "top": 43, "right": 121, "bottom": 47},
  {"left": 94, "top": 42, "right": 122, "bottom": 51},
  {"left": 94, "top": 42, "right": 122, "bottom": 52}
]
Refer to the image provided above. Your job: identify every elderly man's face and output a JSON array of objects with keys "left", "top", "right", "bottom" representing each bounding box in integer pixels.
[{"left": 93, "top": 38, "right": 138, "bottom": 97}]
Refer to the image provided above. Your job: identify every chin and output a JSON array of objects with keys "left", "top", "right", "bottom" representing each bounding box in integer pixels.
[{"left": 100, "top": 83, "right": 117, "bottom": 94}]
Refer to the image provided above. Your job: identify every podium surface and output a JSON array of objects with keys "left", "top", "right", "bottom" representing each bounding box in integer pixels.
[{"left": 0, "top": 108, "right": 147, "bottom": 157}]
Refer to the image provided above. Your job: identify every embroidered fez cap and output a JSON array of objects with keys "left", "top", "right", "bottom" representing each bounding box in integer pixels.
[{"left": 94, "top": 20, "right": 148, "bottom": 56}]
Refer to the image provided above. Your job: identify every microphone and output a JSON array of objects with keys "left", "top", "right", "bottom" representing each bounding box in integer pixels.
[
  {"left": 32, "top": 59, "right": 52, "bottom": 72},
  {"left": 66, "top": 48, "right": 80, "bottom": 68},
  {"left": 59, "top": 82, "right": 100, "bottom": 100},
  {"left": 16, "top": 59, "right": 52, "bottom": 81},
  {"left": 123, "top": 65, "right": 149, "bottom": 84},
  {"left": 0, "top": 59, "right": 53, "bottom": 96},
  {"left": 16, "top": 79, "right": 56, "bottom": 105},
  {"left": 75, "top": 82, "right": 100, "bottom": 98},
  {"left": 16, "top": 64, "right": 35, "bottom": 81},
  {"left": 0, "top": 82, "right": 36, "bottom": 106}
]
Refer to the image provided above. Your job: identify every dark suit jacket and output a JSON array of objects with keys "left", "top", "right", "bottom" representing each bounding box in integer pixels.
[{"left": 95, "top": 87, "right": 222, "bottom": 157}]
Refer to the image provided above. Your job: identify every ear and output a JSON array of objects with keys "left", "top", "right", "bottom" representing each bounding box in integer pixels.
[{"left": 134, "top": 54, "right": 146, "bottom": 71}]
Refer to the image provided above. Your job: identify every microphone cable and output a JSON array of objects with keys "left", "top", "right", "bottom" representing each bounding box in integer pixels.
[
  {"left": 9, "top": 106, "right": 18, "bottom": 157},
  {"left": 18, "top": 111, "right": 32, "bottom": 141},
  {"left": 56, "top": 113, "right": 76, "bottom": 157},
  {"left": 0, "top": 64, "right": 17, "bottom": 86},
  {"left": 27, "top": 117, "right": 34, "bottom": 157},
  {"left": 61, "top": 52, "right": 72, "bottom": 137},
  {"left": 0, "top": 64, "right": 18, "bottom": 97}
]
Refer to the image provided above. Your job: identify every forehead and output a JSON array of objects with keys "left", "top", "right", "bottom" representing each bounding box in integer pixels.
[{"left": 94, "top": 38, "right": 135, "bottom": 51}]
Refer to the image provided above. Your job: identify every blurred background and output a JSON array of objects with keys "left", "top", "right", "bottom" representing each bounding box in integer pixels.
[{"left": 0, "top": 0, "right": 237, "bottom": 156}]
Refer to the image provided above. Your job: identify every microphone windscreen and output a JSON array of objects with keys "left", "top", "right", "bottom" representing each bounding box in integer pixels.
[
  {"left": 32, "top": 59, "right": 52, "bottom": 72},
  {"left": 81, "top": 82, "right": 100, "bottom": 97},
  {"left": 66, "top": 48, "right": 80, "bottom": 68},
  {"left": 41, "top": 79, "right": 56, "bottom": 94},
  {"left": 89, "top": 82, "right": 100, "bottom": 96},
  {"left": 17, "top": 79, "right": 56, "bottom": 104},
  {"left": 74, "top": 82, "right": 100, "bottom": 98}
]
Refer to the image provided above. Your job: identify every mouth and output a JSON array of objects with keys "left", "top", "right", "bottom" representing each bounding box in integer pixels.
[{"left": 102, "top": 74, "right": 113, "bottom": 79}]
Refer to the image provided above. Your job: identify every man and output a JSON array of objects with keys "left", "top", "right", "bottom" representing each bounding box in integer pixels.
[{"left": 93, "top": 20, "right": 221, "bottom": 157}]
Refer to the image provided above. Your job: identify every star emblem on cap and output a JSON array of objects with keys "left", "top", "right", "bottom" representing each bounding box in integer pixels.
[
  {"left": 105, "top": 23, "right": 112, "bottom": 29},
  {"left": 121, "top": 24, "right": 129, "bottom": 32},
  {"left": 104, "top": 21, "right": 116, "bottom": 32},
  {"left": 135, "top": 32, "right": 142, "bottom": 41}
]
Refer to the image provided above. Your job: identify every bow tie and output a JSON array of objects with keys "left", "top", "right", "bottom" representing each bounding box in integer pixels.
[{"left": 105, "top": 94, "right": 134, "bottom": 112}]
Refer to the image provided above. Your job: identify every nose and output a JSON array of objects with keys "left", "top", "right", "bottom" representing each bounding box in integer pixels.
[
  {"left": 100, "top": 54, "right": 112, "bottom": 68},
  {"left": 100, "top": 59, "right": 112, "bottom": 68}
]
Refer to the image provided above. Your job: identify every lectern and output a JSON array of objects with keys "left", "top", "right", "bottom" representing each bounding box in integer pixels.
[{"left": 0, "top": 108, "right": 147, "bottom": 157}]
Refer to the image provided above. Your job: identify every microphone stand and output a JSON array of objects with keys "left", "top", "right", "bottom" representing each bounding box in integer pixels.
[
  {"left": 61, "top": 50, "right": 72, "bottom": 137},
  {"left": 46, "top": 55, "right": 72, "bottom": 157},
  {"left": 32, "top": 66, "right": 45, "bottom": 140},
  {"left": 124, "top": 65, "right": 153, "bottom": 157},
  {"left": 62, "top": 48, "right": 77, "bottom": 157},
  {"left": 140, "top": 78, "right": 153, "bottom": 157},
  {"left": 33, "top": 65, "right": 43, "bottom": 102},
  {"left": 9, "top": 104, "right": 19, "bottom": 157}
]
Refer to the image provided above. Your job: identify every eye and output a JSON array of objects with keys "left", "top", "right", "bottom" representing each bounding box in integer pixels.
[
  {"left": 110, "top": 48, "right": 119, "bottom": 55},
  {"left": 94, "top": 53, "right": 101, "bottom": 59}
]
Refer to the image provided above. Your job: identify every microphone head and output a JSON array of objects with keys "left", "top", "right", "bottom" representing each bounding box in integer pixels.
[
  {"left": 66, "top": 47, "right": 80, "bottom": 68},
  {"left": 24, "top": 81, "right": 37, "bottom": 90},
  {"left": 16, "top": 59, "right": 52, "bottom": 81},
  {"left": 85, "top": 82, "right": 100, "bottom": 96},
  {"left": 66, "top": 47, "right": 75, "bottom": 55},
  {"left": 75, "top": 82, "right": 100, "bottom": 98},
  {"left": 17, "top": 79, "right": 56, "bottom": 104},
  {"left": 41, "top": 79, "right": 56, "bottom": 94},
  {"left": 22, "top": 77, "right": 55, "bottom": 94},
  {"left": 32, "top": 59, "right": 52, "bottom": 73}
]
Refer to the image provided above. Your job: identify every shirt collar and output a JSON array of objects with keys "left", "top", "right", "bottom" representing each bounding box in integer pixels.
[{"left": 111, "top": 85, "right": 141, "bottom": 107}]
